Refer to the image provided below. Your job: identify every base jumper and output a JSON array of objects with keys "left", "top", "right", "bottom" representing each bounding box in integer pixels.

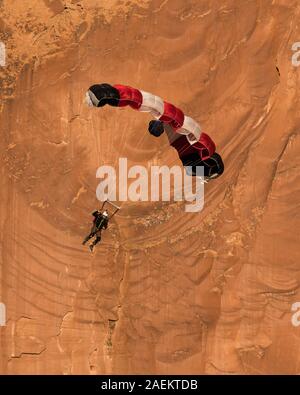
[
  {"left": 82, "top": 210, "right": 109, "bottom": 252},
  {"left": 82, "top": 201, "right": 120, "bottom": 252}
]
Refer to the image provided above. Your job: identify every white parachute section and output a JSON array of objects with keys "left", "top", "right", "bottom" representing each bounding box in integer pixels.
[
  {"left": 138, "top": 91, "right": 201, "bottom": 145},
  {"left": 178, "top": 116, "right": 201, "bottom": 145},
  {"left": 85, "top": 90, "right": 100, "bottom": 107},
  {"left": 138, "top": 90, "right": 164, "bottom": 118}
]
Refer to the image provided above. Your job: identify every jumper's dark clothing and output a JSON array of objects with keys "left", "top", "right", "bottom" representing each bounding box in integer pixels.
[
  {"left": 92, "top": 211, "right": 109, "bottom": 230},
  {"left": 82, "top": 211, "right": 109, "bottom": 249}
]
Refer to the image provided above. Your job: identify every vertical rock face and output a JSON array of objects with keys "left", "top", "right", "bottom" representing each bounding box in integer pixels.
[{"left": 0, "top": 0, "right": 300, "bottom": 374}]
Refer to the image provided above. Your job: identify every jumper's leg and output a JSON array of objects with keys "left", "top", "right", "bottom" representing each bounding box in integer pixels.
[
  {"left": 82, "top": 225, "right": 97, "bottom": 245},
  {"left": 89, "top": 233, "right": 101, "bottom": 252}
]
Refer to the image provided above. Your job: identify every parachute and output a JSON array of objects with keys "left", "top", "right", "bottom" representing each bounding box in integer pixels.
[{"left": 86, "top": 83, "right": 224, "bottom": 180}]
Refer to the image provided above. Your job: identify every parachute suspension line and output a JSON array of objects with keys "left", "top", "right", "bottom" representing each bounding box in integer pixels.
[{"left": 100, "top": 199, "right": 121, "bottom": 219}]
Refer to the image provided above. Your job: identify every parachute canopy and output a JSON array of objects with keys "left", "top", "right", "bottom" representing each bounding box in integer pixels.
[{"left": 86, "top": 83, "right": 224, "bottom": 180}]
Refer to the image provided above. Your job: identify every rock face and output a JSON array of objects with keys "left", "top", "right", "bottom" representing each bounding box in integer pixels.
[{"left": 0, "top": 0, "right": 300, "bottom": 374}]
